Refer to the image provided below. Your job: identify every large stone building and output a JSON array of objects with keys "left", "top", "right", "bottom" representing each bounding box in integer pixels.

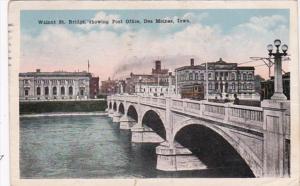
[
  {"left": 124, "top": 60, "right": 175, "bottom": 94},
  {"left": 175, "top": 58, "right": 256, "bottom": 99},
  {"left": 19, "top": 69, "right": 93, "bottom": 101}
]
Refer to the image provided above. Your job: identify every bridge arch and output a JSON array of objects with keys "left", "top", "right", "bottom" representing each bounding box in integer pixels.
[
  {"left": 141, "top": 110, "right": 166, "bottom": 140},
  {"left": 118, "top": 103, "right": 125, "bottom": 114},
  {"left": 127, "top": 105, "right": 138, "bottom": 122},
  {"left": 113, "top": 102, "right": 117, "bottom": 111},
  {"left": 173, "top": 119, "right": 262, "bottom": 177}
]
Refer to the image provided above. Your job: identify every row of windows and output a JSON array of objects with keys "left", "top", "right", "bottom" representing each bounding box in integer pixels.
[
  {"left": 190, "top": 83, "right": 253, "bottom": 90},
  {"left": 24, "top": 79, "right": 78, "bottom": 85},
  {"left": 24, "top": 86, "right": 85, "bottom": 96},
  {"left": 140, "top": 87, "right": 176, "bottom": 92},
  {"left": 178, "top": 72, "right": 253, "bottom": 81}
]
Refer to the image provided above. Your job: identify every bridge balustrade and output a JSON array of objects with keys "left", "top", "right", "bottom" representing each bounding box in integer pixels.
[
  {"left": 171, "top": 99, "right": 184, "bottom": 110},
  {"left": 158, "top": 98, "right": 166, "bottom": 106},
  {"left": 203, "top": 102, "right": 226, "bottom": 120},
  {"left": 108, "top": 95, "right": 289, "bottom": 133},
  {"left": 185, "top": 100, "right": 201, "bottom": 114},
  {"left": 228, "top": 105, "right": 263, "bottom": 127}
]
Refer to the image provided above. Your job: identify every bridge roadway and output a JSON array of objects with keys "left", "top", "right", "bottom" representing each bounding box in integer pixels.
[{"left": 107, "top": 94, "right": 290, "bottom": 177}]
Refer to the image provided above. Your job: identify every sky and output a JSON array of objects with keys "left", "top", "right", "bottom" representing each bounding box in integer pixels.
[{"left": 21, "top": 9, "right": 290, "bottom": 80}]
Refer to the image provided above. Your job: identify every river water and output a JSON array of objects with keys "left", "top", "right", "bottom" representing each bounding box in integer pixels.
[{"left": 20, "top": 115, "right": 252, "bottom": 178}]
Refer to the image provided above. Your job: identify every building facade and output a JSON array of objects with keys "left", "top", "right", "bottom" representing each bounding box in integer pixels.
[
  {"left": 175, "top": 58, "right": 256, "bottom": 99},
  {"left": 90, "top": 77, "right": 100, "bottom": 98},
  {"left": 100, "top": 78, "right": 118, "bottom": 95},
  {"left": 124, "top": 60, "right": 175, "bottom": 94},
  {"left": 19, "top": 69, "right": 92, "bottom": 101}
]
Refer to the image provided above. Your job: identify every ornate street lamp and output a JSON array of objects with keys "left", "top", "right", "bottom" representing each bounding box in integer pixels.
[{"left": 267, "top": 39, "right": 288, "bottom": 100}]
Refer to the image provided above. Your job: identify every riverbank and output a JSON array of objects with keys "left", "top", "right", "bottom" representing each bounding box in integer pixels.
[
  {"left": 20, "top": 100, "right": 107, "bottom": 114},
  {"left": 20, "top": 111, "right": 107, "bottom": 118}
]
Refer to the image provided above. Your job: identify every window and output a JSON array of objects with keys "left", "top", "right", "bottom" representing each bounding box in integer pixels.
[
  {"left": 200, "top": 73, "right": 204, "bottom": 80},
  {"left": 248, "top": 83, "right": 252, "bottom": 89},
  {"left": 248, "top": 74, "right": 253, "bottom": 80},
  {"left": 208, "top": 73, "right": 212, "bottom": 79},
  {"left": 189, "top": 73, "right": 193, "bottom": 80},
  {"left": 231, "top": 83, "right": 235, "bottom": 90},
  {"left": 231, "top": 73, "right": 235, "bottom": 80},
  {"left": 195, "top": 73, "right": 198, "bottom": 80},
  {"left": 208, "top": 83, "right": 212, "bottom": 90},
  {"left": 61, "top": 87, "right": 65, "bottom": 95},
  {"left": 69, "top": 86, "right": 73, "bottom": 95},
  {"left": 215, "top": 83, "right": 219, "bottom": 90},
  {"left": 37, "top": 87, "right": 41, "bottom": 95},
  {"left": 45, "top": 87, "right": 49, "bottom": 95},
  {"left": 53, "top": 87, "right": 57, "bottom": 95},
  {"left": 243, "top": 74, "right": 247, "bottom": 80},
  {"left": 80, "top": 89, "right": 84, "bottom": 96},
  {"left": 25, "top": 89, "right": 29, "bottom": 96}
]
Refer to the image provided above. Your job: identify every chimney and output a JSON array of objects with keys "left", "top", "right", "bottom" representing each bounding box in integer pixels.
[
  {"left": 155, "top": 60, "right": 161, "bottom": 71},
  {"left": 190, "top": 58, "right": 194, "bottom": 66},
  {"left": 36, "top": 69, "right": 41, "bottom": 73}
]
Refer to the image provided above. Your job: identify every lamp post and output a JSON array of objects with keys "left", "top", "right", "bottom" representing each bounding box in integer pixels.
[{"left": 267, "top": 39, "right": 288, "bottom": 100}]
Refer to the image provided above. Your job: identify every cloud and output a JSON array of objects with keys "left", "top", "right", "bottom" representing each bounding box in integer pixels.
[
  {"left": 158, "top": 12, "right": 208, "bottom": 33},
  {"left": 21, "top": 14, "right": 289, "bottom": 80}
]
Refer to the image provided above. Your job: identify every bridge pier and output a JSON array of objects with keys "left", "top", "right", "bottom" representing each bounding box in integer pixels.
[
  {"left": 119, "top": 115, "right": 136, "bottom": 130},
  {"left": 112, "top": 112, "right": 122, "bottom": 123},
  {"left": 156, "top": 141, "right": 207, "bottom": 171},
  {"left": 108, "top": 109, "right": 114, "bottom": 118},
  {"left": 131, "top": 125, "right": 164, "bottom": 143}
]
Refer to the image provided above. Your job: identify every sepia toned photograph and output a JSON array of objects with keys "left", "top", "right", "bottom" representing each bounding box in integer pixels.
[{"left": 8, "top": 1, "right": 299, "bottom": 185}]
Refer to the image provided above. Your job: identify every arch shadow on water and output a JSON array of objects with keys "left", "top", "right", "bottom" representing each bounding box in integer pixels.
[{"left": 174, "top": 124, "right": 255, "bottom": 178}]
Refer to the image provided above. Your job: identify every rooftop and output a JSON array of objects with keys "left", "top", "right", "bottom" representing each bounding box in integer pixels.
[{"left": 19, "top": 69, "right": 92, "bottom": 77}]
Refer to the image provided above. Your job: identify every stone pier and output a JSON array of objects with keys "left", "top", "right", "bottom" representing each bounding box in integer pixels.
[
  {"left": 131, "top": 125, "right": 164, "bottom": 143},
  {"left": 119, "top": 115, "right": 136, "bottom": 130},
  {"left": 112, "top": 112, "right": 122, "bottom": 123},
  {"left": 108, "top": 109, "right": 114, "bottom": 118},
  {"left": 156, "top": 142, "right": 207, "bottom": 171}
]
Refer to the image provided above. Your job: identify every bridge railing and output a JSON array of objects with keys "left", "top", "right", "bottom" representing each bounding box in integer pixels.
[
  {"left": 108, "top": 95, "right": 290, "bottom": 132},
  {"left": 203, "top": 101, "right": 226, "bottom": 120},
  {"left": 228, "top": 104, "right": 263, "bottom": 127}
]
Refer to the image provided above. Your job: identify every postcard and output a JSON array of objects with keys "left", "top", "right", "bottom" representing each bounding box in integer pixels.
[{"left": 8, "top": 1, "right": 299, "bottom": 186}]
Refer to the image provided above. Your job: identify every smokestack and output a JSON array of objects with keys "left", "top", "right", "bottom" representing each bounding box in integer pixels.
[
  {"left": 190, "top": 58, "right": 194, "bottom": 66},
  {"left": 155, "top": 60, "right": 161, "bottom": 71}
]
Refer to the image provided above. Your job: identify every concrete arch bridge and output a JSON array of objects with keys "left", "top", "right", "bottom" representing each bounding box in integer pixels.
[{"left": 107, "top": 94, "right": 290, "bottom": 177}]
